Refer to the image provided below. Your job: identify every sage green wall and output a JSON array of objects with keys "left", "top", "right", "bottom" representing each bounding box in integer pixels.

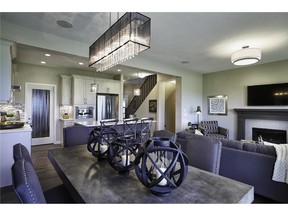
[
  {"left": 202, "top": 59, "right": 288, "bottom": 139},
  {"left": 13, "top": 62, "right": 116, "bottom": 143}
]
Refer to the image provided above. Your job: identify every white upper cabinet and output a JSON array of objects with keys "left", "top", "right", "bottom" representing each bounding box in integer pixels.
[
  {"left": 60, "top": 75, "right": 72, "bottom": 105},
  {"left": 72, "top": 75, "right": 96, "bottom": 105},
  {"left": 0, "top": 40, "right": 12, "bottom": 103},
  {"left": 71, "top": 75, "right": 121, "bottom": 106},
  {"left": 98, "top": 80, "right": 121, "bottom": 94}
]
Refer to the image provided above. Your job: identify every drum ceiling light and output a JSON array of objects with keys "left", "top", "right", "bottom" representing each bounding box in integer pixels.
[
  {"left": 89, "top": 12, "right": 151, "bottom": 72},
  {"left": 231, "top": 46, "right": 261, "bottom": 66}
]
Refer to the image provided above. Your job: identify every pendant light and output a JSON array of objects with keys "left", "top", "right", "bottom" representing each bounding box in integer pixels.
[
  {"left": 134, "top": 72, "right": 141, "bottom": 96},
  {"left": 91, "top": 70, "right": 98, "bottom": 93}
]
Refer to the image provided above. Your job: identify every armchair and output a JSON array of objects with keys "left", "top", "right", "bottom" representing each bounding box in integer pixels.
[{"left": 199, "top": 121, "right": 229, "bottom": 139}]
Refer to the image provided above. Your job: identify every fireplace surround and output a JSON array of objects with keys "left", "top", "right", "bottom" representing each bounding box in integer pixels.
[
  {"left": 234, "top": 109, "right": 288, "bottom": 141},
  {"left": 252, "top": 127, "right": 287, "bottom": 144}
]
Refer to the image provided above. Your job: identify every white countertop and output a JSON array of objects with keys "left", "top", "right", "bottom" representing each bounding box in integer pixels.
[
  {"left": 0, "top": 123, "right": 32, "bottom": 134},
  {"left": 59, "top": 118, "right": 75, "bottom": 121}
]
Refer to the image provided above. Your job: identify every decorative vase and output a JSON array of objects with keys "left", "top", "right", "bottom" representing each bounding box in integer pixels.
[
  {"left": 134, "top": 137, "right": 189, "bottom": 196},
  {"left": 87, "top": 126, "right": 118, "bottom": 160},
  {"left": 107, "top": 135, "right": 141, "bottom": 173}
]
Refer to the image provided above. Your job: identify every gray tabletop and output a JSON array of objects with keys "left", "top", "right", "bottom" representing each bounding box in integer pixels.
[{"left": 48, "top": 145, "right": 254, "bottom": 204}]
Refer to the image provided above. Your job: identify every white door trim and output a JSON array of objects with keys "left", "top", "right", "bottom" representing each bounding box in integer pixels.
[{"left": 25, "top": 82, "right": 57, "bottom": 145}]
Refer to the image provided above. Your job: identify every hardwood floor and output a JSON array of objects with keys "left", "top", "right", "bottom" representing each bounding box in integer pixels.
[{"left": 0, "top": 143, "right": 280, "bottom": 204}]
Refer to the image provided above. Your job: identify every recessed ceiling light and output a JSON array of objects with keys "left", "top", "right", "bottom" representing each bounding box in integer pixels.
[
  {"left": 181, "top": 61, "right": 190, "bottom": 64},
  {"left": 41, "top": 61, "right": 46, "bottom": 64},
  {"left": 79, "top": 62, "right": 84, "bottom": 65},
  {"left": 45, "top": 53, "right": 51, "bottom": 57},
  {"left": 117, "top": 69, "right": 122, "bottom": 72},
  {"left": 57, "top": 20, "right": 73, "bottom": 29}
]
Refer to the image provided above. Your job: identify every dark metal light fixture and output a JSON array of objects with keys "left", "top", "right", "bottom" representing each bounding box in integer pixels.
[{"left": 89, "top": 12, "right": 151, "bottom": 72}]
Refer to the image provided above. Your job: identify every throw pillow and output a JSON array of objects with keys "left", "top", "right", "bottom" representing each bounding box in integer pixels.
[{"left": 195, "top": 129, "right": 203, "bottom": 136}]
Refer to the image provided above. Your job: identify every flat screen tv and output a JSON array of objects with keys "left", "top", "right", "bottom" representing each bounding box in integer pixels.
[{"left": 247, "top": 83, "right": 288, "bottom": 106}]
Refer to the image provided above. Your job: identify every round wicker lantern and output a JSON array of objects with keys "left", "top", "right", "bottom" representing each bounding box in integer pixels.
[
  {"left": 107, "top": 135, "right": 141, "bottom": 173},
  {"left": 87, "top": 126, "right": 118, "bottom": 160},
  {"left": 134, "top": 137, "right": 189, "bottom": 196}
]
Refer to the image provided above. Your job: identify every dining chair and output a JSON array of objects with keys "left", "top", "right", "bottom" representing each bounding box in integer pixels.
[
  {"left": 11, "top": 158, "right": 75, "bottom": 203},
  {"left": 184, "top": 134, "right": 222, "bottom": 174},
  {"left": 153, "top": 130, "right": 177, "bottom": 143},
  {"left": 13, "top": 143, "right": 33, "bottom": 164}
]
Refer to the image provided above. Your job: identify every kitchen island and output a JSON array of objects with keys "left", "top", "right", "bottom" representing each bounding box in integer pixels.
[{"left": 0, "top": 124, "right": 32, "bottom": 187}]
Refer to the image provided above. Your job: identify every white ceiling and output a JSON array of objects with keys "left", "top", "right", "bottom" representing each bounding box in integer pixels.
[{"left": 1, "top": 12, "right": 288, "bottom": 77}]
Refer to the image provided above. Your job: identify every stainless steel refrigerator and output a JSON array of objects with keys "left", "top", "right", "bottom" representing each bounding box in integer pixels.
[{"left": 96, "top": 93, "right": 119, "bottom": 121}]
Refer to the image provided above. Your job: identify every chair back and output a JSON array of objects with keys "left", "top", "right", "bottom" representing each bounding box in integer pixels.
[
  {"left": 185, "top": 135, "right": 222, "bottom": 174},
  {"left": 13, "top": 143, "right": 33, "bottom": 164},
  {"left": 199, "top": 121, "right": 219, "bottom": 134},
  {"left": 100, "top": 118, "right": 119, "bottom": 129},
  {"left": 122, "top": 117, "right": 139, "bottom": 139},
  {"left": 11, "top": 158, "right": 46, "bottom": 203},
  {"left": 153, "top": 130, "right": 177, "bottom": 143}
]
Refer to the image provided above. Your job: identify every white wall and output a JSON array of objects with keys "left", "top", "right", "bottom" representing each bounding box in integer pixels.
[{"left": 202, "top": 60, "right": 288, "bottom": 140}]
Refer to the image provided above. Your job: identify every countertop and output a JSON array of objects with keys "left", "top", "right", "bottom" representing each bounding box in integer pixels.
[
  {"left": 0, "top": 123, "right": 32, "bottom": 134},
  {"left": 48, "top": 145, "right": 254, "bottom": 203}
]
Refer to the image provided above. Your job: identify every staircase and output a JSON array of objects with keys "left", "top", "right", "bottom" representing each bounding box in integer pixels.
[{"left": 125, "top": 74, "right": 157, "bottom": 118}]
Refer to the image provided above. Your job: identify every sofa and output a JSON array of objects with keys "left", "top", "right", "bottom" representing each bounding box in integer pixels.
[{"left": 176, "top": 130, "right": 288, "bottom": 203}]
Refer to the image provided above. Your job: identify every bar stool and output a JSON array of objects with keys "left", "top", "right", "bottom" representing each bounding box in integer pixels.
[
  {"left": 121, "top": 117, "right": 139, "bottom": 139},
  {"left": 87, "top": 119, "right": 119, "bottom": 159},
  {"left": 100, "top": 118, "right": 119, "bottom": 130},
  {"left": 139, "top": 117, "right": 154, "bottom": 143}
]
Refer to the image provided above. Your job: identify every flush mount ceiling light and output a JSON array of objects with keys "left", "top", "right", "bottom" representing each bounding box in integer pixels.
[
  {"left": 89, "top": 12, "right": 151, "bottom": 72},
  {"left": 57, "top": 20, "right": 73, "bottom": 28},
  {"left": 231, "top": 46, "right": 261, "bottom": 66}
]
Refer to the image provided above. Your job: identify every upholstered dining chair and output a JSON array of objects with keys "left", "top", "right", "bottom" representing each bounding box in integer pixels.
[
  {"left": 13, "top": 143, "right": 33, "bottom": 164},
  {"left": 153, "top": 130, "right": 177, "bottom": 143},
  {"left": 12, "top": 143, "right": 75, "bottom": 203},
  {"left": 184, "top": 135, "right": 222, "bottom": 174}
]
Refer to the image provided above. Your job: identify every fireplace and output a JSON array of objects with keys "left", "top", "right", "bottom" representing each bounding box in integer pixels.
[
  {"left": 252, "top": 127, "right": 287, "bottom": 144},
  {"left": 234, "top": 109, "right": 288, "bottom": 141}
]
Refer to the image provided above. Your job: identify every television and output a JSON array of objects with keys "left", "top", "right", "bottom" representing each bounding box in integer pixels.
[{"left": 247, "top": 83, "right": 288, "bottom": 106}]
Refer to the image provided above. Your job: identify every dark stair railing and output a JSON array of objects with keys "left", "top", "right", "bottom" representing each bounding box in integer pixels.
[{"left": 125, "top": 74, "right": 157, "bottom": 118}]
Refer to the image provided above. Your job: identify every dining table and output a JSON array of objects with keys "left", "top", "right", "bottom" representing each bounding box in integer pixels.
[{"left": 48, "top": 144, "right": 254, "bottom": 204}]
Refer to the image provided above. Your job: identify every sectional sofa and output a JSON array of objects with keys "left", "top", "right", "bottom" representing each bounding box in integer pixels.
[{"left": 176, "top": 130, "right": 288, "bottom": 203}]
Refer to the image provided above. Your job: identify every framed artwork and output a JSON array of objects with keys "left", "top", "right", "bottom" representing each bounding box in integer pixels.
[
  {"left": 149, "top": 100, "right": 157, "bottom": 113},
  {"left": 208, "top": 95, "right": 228, "bottom": 115}
]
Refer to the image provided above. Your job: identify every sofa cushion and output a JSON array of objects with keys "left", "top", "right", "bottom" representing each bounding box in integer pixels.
[
  {"left": 243, "top": 142, "right": 276, "bottom": 156},
  {"left": 218, "top": 138, "right": 244, "bottom": 150}
]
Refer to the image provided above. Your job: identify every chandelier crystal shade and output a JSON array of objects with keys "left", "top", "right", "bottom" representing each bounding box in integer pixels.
[
  {"left": 89, "top": 12, "right": 151, "bottom": 72},
  {"left": 231, "top": 46, "right": 261, "bottom": 66}
]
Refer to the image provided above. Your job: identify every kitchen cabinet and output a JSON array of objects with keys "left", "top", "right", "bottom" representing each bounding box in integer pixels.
[
  {"left": 60, "top": 75, "right": 72, "bottom": 105},
  {"left": 0, "top": 40, "right": 12, "bottom": 103},
  {"left": 59, "top": 119, "right": 75, "bottom": 146},
  {"left": 98, "top": 80, "right": 121, "bottom": 94},
  {"left": 72, "top": 75, "right": 96, "bottom": 105},
  {"left": 0, "top": 124, "right": 32, "bottom": 187}
]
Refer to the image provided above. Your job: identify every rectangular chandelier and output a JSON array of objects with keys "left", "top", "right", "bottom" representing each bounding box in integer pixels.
[{"left": 89, "top": 12, "right": 151, "bottom": 72}]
